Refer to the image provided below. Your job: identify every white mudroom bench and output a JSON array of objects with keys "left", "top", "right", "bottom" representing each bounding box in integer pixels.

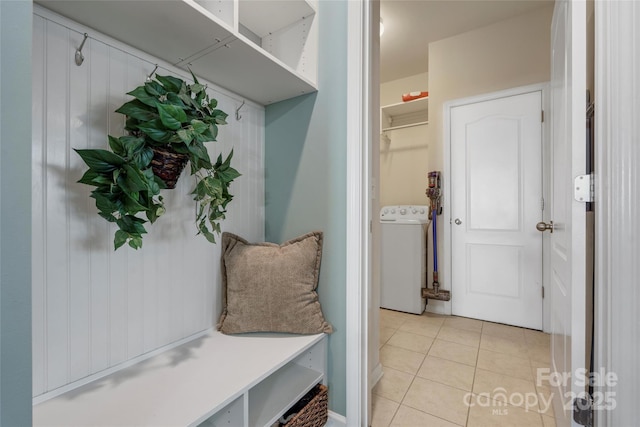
[{"left": 33, "top": 330, "right": 328, "bottom": 427}]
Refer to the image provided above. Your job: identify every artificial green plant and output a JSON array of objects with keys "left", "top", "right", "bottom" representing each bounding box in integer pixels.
[{"left": 76, "top": 71, "right": 240, "bottom": 250}]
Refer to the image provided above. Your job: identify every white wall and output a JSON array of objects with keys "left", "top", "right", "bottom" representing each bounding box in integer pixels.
[
  {"left": 31, "top": 8, "right": 265, "bottom": 398},
  {"left": 379, "top": 72, "right": 429, "bottom": 207},
  {"left": 427, "top": 5, "right": 553, "bottom": 174}
]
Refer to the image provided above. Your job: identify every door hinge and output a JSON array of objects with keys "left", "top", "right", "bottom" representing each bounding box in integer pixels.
[
  {"left": 574, "top": 173, "right": 594, "bottom": 203},
  {"left": 541, "top": 110, "right": 544, "bottom": 122},
  {"left": 542, "top": 286, "right": 545, "bottom": 299},
  {"left": 573, "top": 397, "right": 593, "bottom": 426}
]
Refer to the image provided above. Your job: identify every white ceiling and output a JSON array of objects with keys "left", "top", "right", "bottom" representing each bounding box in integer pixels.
[{"left": 380, "top": 0, "right": 554, "bottom": 83}]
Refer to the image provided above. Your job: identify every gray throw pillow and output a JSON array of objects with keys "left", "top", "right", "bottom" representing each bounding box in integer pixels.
[{"left": 217, "top": 231, "right": 333, "bottom": 335}]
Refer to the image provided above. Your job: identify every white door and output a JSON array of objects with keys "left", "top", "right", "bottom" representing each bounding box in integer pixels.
[
  {"left": 549, "top": 0, "right": 587, "bottom": 425},
  {"left": 451, "top": 90, "right": 543, "bottom": 329}
]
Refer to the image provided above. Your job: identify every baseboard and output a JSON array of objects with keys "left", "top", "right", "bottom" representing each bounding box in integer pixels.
[
  {"left": 326, "top": 410, "right": 347, "bottom": 427},
  {"left": 370, "top": 362, "right": 384, "bottom": 389},
  {"left": 425, "top": 298, "right": 451, "bottom": 315}
]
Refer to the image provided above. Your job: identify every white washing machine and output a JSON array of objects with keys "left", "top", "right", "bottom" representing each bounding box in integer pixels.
[{"left": 380, "top": 205, "right": 429, "bottom": 314}]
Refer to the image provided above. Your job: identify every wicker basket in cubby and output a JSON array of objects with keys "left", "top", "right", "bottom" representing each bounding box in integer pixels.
[{"left": 281, "top": 384, "right": 328, "bottom": 427}]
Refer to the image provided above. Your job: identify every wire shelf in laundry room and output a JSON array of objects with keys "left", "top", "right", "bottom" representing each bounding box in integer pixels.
[{"left": 380, "top": 96, "right": 429, "bottom": 132}]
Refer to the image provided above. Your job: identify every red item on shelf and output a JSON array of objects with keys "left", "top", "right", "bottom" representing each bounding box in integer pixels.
[{"left": 402, "top": 91, "right": 429, "bottom": 102}]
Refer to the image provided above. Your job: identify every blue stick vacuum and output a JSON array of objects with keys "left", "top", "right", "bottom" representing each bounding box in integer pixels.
[{"left": 422, "top": 171, "right": 451, "bottom": 301}]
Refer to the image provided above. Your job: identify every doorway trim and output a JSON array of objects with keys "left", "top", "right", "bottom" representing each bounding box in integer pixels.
[
  {"left": 442, "top": 82, "right": 551, "bottom": 331},
  {"left": 346, "top": 0, "right": 373, "bottom": 425}
]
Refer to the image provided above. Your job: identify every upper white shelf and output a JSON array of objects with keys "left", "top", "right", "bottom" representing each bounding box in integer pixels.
[
  {"left": 381, "top": 97, "right": 429, "bottom": 132},
  {"left": 239, "top": 0, "right": 316, "bottom": 37},
  {"left": 36, "top": 0, "right": 318, "bottom": 105}
]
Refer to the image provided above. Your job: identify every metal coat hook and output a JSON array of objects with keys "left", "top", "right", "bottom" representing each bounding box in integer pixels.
[
  {"left": 75, "top": 33, "right": 89, "bottom": 66},
  {"left": 236, "top": 100, "right": 245, "bottom": 121},
  {"left": 146, "top": 64, "right": 159, "bottom": 82}
]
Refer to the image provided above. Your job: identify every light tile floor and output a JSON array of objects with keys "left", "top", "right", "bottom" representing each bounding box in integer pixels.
[{"left": 372, "top": 309, "right": 557, "bottom": 427}]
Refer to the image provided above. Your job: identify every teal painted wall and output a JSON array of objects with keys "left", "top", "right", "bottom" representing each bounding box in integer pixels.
[
  {"left": 0, "top": 1, "right": 33, "bottom": 425},
  {"left": 264, "top": 0, "right": 348, "bottom": 416}
]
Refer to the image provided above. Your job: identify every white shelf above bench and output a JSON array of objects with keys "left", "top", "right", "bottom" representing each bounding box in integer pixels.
[
  {"left": 35, "top": 0, "right": 318, "bottom": 105},
  {"left": 33, "top": 330, "right": 327, "bottom": 427}
]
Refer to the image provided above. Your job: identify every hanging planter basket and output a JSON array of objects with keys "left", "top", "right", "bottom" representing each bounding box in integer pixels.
[
  {"left": 75, "top": 72, "right": 240, "bottom": 250},
  {"left": 150, "top": 145, "right": 190, "bottom": 189}
]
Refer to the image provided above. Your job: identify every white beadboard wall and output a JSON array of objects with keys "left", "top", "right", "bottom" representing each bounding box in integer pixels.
[{"left": 31, "top": 8, "right": 265, "bottom": 398}]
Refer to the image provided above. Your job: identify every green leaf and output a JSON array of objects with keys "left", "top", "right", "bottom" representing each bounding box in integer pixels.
[
  {"left": 156, "top": 75, "right": 184, "bottom": 93},
  {"left": 115, "top": 100, "right": 157, "bottom": 122},
  {"left": 195, "top": 90, "right": 207, "bottom": 107},
  {"left": 187, "top": 142, "right": 211, "bottom": 165},
  {"left": 217, "top": 166, "right": 241, "bottom": 183},
  {"left": 191, "top": 83, "right": 205, "bottom": 94},
  {"left": 141, "top": 168, "right": 161, "bottom": 194},
  {"left": 212, "top": 110, "right": 228, "bottom": 124},
  {"left": 121, "top": 194, "right": 147, "bottom": 214},
  {"left": 127, "top": 85, "right": 158, "bottom": 108},
  {"left": 197, "top": 219, "right": 217, "bottom": 243},
  {"left": 116, "top": 215, "right": 148, "bottom": 235},
  {"left": 191, "top": 119, "right": 208, "bottom": 134},
  {"left": 122, "top": 164, "right": 149, "bottom": 192},
  {"left": 78, "top": 169, "right": 103, "bottom": 186},
  {"left": 194, "top": 129, "right": 213, "bottom": 144},
  {"left": 128, "top": 236, "right": 143, "bottom": 249},
  {"left": 120, "top": 135, "right": 146, "bottom": 157},
  {"left": 130, "top": 218, "right": 148, "bottom": 235},
  {"left": 91, "top": 192, "right": 118, "bottom": 221},
  {"left": 114, "top": 230, "right": 129, "bottom": 250},
  {"left": 75, "top": 149, "right": 125, "bottom": 173},
  {"left": 108, "top": 135, "right": 126, "bottom": 156},
  {"left": 166, "top": 92, "right": 188, "bottom": 109},
  {"left": 144, "top": 80, "right": 166, "bottom": 97},
  {"left": 145, "top": 208, "right": 157, "bottom": 224},
  {"left": 78, "top": 169, "right": 112, "bottom": 187},
  {"left": 133, "top": 147, "right": 154, "bottom": 169},
  {"left": 152, "top": 174, "right": 167, "bottom": 190},
  {"left": 157, "top": 103, "right": 187, "bottom": 130},
  {"left": 189, "top": 69, "right": 200, "bottom": 85},
  {"left": 177, "top": 129, "right": 193, "bottom": 144},
  {"left": 116, "top": 174, "right": 147, "bottom": 213},
  {"left": 178, "top": 92, "right": 195, "bottom": 109},
  {"left": 124, "top": 117, "right": 141, "bottom": 133},
  {"left": 222, "top": 149, "right": 234, "bottom": 168},
  {"left": 208, "top": 123, "right": 219, "bottom": 141},
  {"left": 135, "top": 119, "right": 173, "bottom": 143}
]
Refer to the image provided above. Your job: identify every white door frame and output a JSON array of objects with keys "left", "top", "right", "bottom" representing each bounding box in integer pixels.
[
  {"left": 443, "top": 83, "right": 552, "bottom": 331},
  {"left": 346, "top": 0, "right": 373, "bottom": 425},
  {"left": 594, "top": 2, "right": 640, "bottom": 426}
]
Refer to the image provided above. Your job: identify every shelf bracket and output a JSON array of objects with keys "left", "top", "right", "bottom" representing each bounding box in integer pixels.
[{"left": 75, "top": 33, "right": 89, "bottom": 66}]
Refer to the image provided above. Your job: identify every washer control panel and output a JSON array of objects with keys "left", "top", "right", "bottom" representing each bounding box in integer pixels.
[{"left": 380, "top": 205, "right": 430, "bottom": 222}]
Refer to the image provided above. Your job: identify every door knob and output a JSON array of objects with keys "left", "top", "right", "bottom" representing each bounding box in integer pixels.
[
  {"left": 454, "top": 218, "right": 462, "bottom": 225},
  {"left": 536, "top": 221, "right": 554, "bottom": 233}
]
